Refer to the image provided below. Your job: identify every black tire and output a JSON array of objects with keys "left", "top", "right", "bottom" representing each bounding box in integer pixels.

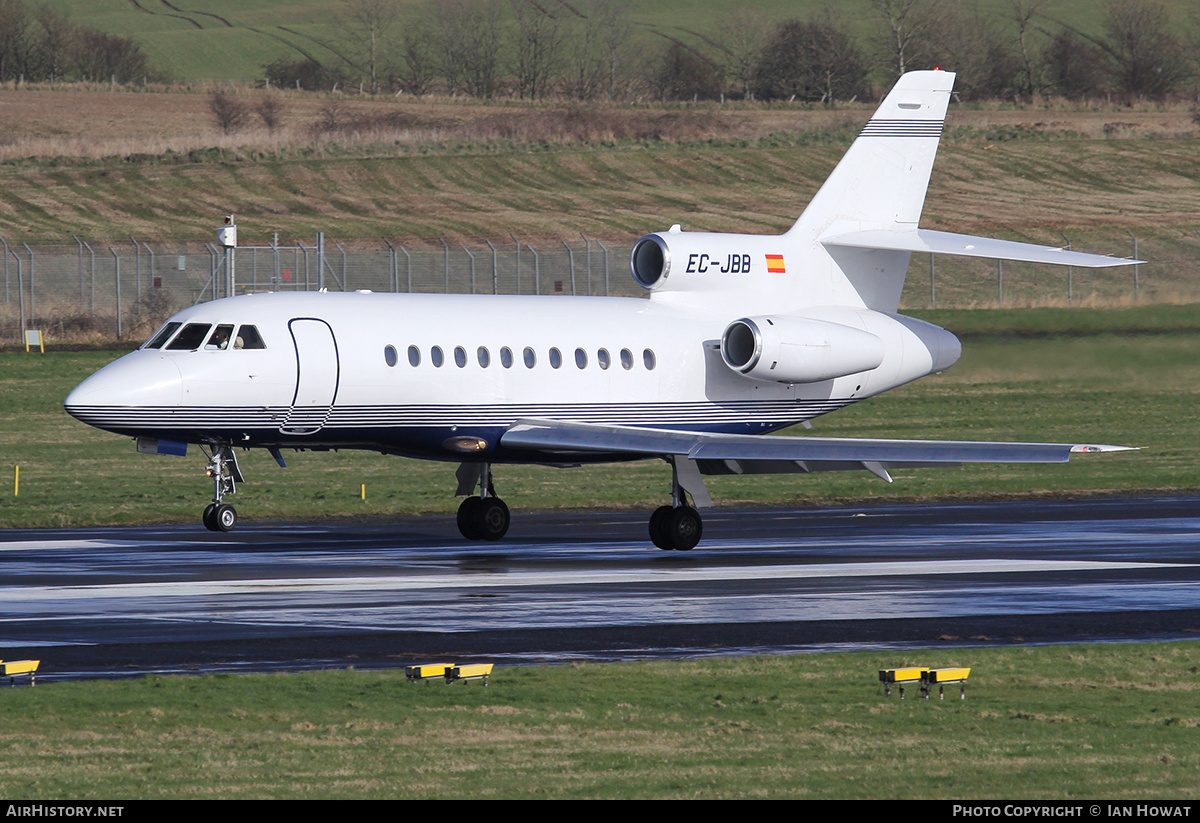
[
  {"left": 213, "top": 504, "right": 237, "bottom": 532},
  {"left": 649, "top": 505, "right": 675, "bottom": 550},
  {"left": 457, "top": 497, "right": 483, "bottom": 540},
  {"left": 202, "top": 503, "right": 218, "bottom": 532},
  {"left": 476, "top": 498, "right": 510, "bottom": 541},
  {"left": 667, "top": 506, "right": 702, "bottom": 551}
]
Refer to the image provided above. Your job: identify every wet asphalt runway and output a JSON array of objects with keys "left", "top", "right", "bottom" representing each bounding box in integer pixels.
[{"left": 2, "top": 496, "right": 1199, "bottom": 680}]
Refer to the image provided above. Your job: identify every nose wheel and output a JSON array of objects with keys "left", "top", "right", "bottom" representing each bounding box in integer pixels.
[{"left": 203, "top": 502, "right": 238, "bottom": 532}]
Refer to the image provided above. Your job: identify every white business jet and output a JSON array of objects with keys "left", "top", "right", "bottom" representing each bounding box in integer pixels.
[{"left": 66, "top": 70, "right": 1136, "bottom": 549}]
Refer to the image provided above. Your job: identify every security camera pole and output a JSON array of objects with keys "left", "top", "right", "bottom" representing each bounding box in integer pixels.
[{"left": 217, "top": 214, "right": 237, "bottom": 298}]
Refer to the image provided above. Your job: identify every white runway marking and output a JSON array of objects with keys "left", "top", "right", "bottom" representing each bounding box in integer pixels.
[{"left": 0, "top": 558, "right": 1188, "bottom": 605}]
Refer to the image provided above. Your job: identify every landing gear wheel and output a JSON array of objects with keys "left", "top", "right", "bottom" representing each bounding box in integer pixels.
[
  {"left": 457, "top": 497, "right": 483, "bottom": 540},
  {"left": 476, "top": 498, "right": 510, "bottom": 541},
  {"left": 649, "top": 505, "right": 675, "bottom": 550},
  {"left": 213, "top": 504, "right": 237, "bottom": 532},
  {"left": 668, "top": 506, "right": 702, "bottom": 551},
  {"left": 202, "top": 503, "right": 218, "bottom": 532}
]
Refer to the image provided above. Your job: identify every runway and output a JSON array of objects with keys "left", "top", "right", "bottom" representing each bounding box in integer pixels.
[{"left": 2, "top": 496, "right": 1199, "bottom": 680}]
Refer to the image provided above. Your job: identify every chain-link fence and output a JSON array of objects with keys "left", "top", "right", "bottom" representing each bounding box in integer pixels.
[
  {"left": 0, "top": 235, "right": 635, "bottom": 343},
  {"left": 0, "top": 229, "right": 1177, "bottom": 344}
]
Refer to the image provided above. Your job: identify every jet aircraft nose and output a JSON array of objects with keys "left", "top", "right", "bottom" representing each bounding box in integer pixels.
[{"left": 65, "top": 352, "right": 184, "bottom": 429}]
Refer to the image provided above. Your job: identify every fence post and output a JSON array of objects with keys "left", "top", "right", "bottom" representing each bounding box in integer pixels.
[
  {"left": 382, "top": 238, "right": 396, "bottom": 292},
  {"left": 1, "top": 236, "right": 8, "bottom": 305},
  {"left": 109, "top": 247, "right": 122, "bottom": 340},
  {"left": 581, "top": 233, "right": 592, "bottom": 295},
  {"left": 463, "top": 245, "right": 476, "bottom": 294},
  {"left": 21, "top": 244, "right": 34, "bottom": 326},
  {"left": 562, "top": 241, "right": 576, "bottom": 295},
  {"left": 485, "top": 239, "right": 497, "bottom": 294},
  {"left": 440, "top": 237, "right": 449, "bottom": 293},
  {"left": 130, "top": 236, "right": 142, "bottom": 304},
  {"left": 9, "top": 243, "right": 23, "bottom": 342},
  {"left": 595, "top": 239, "right": 610, "bottom": 296},
  {"left": 511, "top": 234, "right": 521, "bottom": 295},
  {"left": 528, "top": 245, "right": 540, "bottom": 294}
]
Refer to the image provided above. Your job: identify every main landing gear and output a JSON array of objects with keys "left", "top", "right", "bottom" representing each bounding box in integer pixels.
[
  {"left": 455, "top": 462, "right": 510, "bottom": 541},
  {"left": 648, "top": 457, "right": 705, "bottom": 551},
  {"left": 201, "top": 444, "right": 243, "bottom": 532}
]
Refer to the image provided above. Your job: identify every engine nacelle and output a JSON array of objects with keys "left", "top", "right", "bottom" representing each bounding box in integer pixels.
[{"left": 720, "top": 315, "right": 885, "bottom": 384}]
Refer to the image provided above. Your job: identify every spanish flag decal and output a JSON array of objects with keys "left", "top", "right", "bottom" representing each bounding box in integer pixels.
[{"left": 765, "top": 254, "right": 786, "bottom": 273}]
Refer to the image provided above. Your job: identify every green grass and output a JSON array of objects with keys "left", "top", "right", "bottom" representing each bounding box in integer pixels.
[
  {"left": 1, "top": 306, "right": 1197, "bottom": 528},
  {"left": 2, "top": 642, "right": 1199, "bottom": 798}
]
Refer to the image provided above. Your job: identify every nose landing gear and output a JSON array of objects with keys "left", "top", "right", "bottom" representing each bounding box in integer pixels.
[{"left": 201, "top": 445, "right": 243, "bottom": 532}]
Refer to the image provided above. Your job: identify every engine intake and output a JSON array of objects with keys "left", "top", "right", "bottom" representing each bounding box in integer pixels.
[
  {"left": 630, "top": 234, "right": 670, "bottom": 290},
  {"left": 720, "top": 316, "right": 885, "bottom": 384}
]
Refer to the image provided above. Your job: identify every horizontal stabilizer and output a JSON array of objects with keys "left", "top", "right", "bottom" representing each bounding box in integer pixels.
[
  {"left": 823, "top": 229, "right": 1141, "bottom": 268},
  {"left": 502, "top": 419, "right": 1134, "bottom": 468}
]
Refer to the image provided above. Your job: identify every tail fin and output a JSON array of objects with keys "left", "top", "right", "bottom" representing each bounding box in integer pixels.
[{"left": 788, "top": 70, "right": 955, "bottom": 312}]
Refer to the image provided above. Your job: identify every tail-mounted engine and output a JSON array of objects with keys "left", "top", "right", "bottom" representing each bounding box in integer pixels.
[{"left": 720, "top": 315, "right": 885, "bottom": 384}]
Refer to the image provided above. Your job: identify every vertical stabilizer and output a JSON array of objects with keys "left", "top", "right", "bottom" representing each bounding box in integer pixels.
[{"left": 788, "top": 70, "right": 955, "bottom": 313}]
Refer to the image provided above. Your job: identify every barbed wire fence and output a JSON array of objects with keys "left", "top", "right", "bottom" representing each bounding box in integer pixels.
[{"left": 0, "top": 230, "right": 1179, "bottom": 344}]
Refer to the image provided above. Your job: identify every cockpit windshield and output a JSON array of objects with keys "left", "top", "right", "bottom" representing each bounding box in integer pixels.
[
  {"left": 166, "top": 323, "right": 213, "bottom": 350},
  {"left": 143, "top": 321, "right": 182, "bottom": 350}
]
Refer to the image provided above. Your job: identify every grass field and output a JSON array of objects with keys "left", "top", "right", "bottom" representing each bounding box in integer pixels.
[
  {"left": 40, "top": 0, "right": 1200, "bottom": 84},
  {"left": 1, "top": 306, "right": 1195, "bottom": 529},
  {"left": 1, "top": 642, "right": 1198, "bottom": 799}
]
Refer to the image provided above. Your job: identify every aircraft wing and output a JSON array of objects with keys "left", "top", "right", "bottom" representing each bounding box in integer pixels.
[
  {"left": 501, "top": 419, "right": 1133, "bottom": 494},
  {"left": 822, "top": 229, "right": 1141, "bottom": 268}
]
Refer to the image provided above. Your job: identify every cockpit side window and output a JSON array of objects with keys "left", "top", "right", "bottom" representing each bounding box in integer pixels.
[
  {"left": 234, "top": 325, "right": 266, "bottom": 349},
  {"left": 205, "top": 324, "right": 235, "bottom": 350},
  {"left": 166, "top": 323, "right": 213, "bottom": 350},
  {"left": 143, "top": 321, "right": 182, "bottom": 349}
]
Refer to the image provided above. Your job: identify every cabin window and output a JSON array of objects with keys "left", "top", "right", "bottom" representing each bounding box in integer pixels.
[
  {"left": 523, "top": 347, "right": 536, "bottom": 368},
  {"left": 384, "top": 345, "right": 398, "bottom": 367},
  {"left": 500, "top": 347, "right": 514, "bottom": 368},
  {"left": 454, "top": 346, "right": 467, "bottom": 368},
  {"left": 166, "top": 323, "right": 212, "bottom": 351},
  {"left": 234, "top": 325, "right": 266, "bottom": 350},
  {"left": 205, "top": 325, "right": 235, "bottom": 351},
  {"left": 431, "top": 346, "right": 444, "bottom": 367},
  {"left": 643, "top": 349, "right": 657, "bottom": 370},
  {"left": 549, "top": 347, "right": 562, "bottom": 369},
  {"left": 477, "top": 347, "right": 490, "bottom": 368},
  {"left": 597, "top": 348, "right": 611, "bottom": 370},
  {"left": 407, "top": 345, "right": 420, "bottom": 366},
  {"left": 620, "top": 348, "right": 633, "bottom": 370},
  {"left": 144, "top": 322, "right": 181, "bottom": 349},
  {"left": 575, "top": 348, "right": 587, "bottom": 369}
]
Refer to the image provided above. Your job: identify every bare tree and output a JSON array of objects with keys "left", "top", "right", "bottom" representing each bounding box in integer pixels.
[
  {"left": 870, "top": 0, "right": 944, "bottom": 78},
  {"left": 1009, "top": 0, "right": 1049, "bottom": 98},
  {"left": 1041, "top": 29, "right": 1106, "bottom": 99},
  {"left": 0, "top": 0, "right": 33, "bottom": 82},
  {"left": 256, "top": 95, "right": 286, "bottom": 134},
  {"left": 434, "top": 0, "right": 505, "bottom": 98},
  {"left": 561, "top": 0, "right": 633, "bottom": 100},
  {"left": 209, "top": 91, "right": 251, "bottom": 134},
  {"left": 711, "top": 9, "right": 772, "bottom": 100},
  {"left": 338, "top": 0, "right": 402, "bottom": 94},
  {"left": 1103, "top": 0, "right": 1188, "bottom": 99},
  {"left": 753, "top": 17, "right": 868, "bottom": 103},
  {"left": 510, "top": 0, "right": 562, "bottom": 99}
]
